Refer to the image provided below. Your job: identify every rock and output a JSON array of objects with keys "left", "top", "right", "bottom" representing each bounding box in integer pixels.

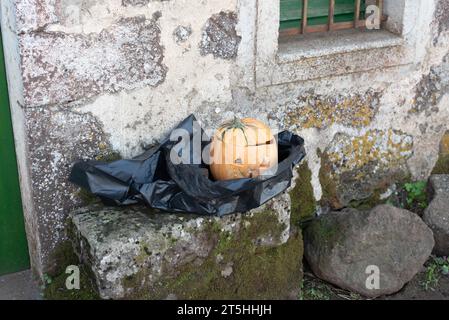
[
  {"left": 69, "top": 193, "right": 303, "bottom": 299},
  {"left": 423, "top": 196, "right": 449, "bottom": 256},
  {"left": 428, "top": 174, "right": 449, "bottom": 196},
  {"left": 304, "top": 205, "right": 434, "bottom": 298},
  {"left": 319, "top": 130, "right": 413, "bottom": 209},
  {"left": 423, "top": 174, "right": 449, "bottom": 256}
]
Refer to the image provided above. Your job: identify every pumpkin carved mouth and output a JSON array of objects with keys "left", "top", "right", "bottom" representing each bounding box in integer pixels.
[{"left": 251, "top": 139, "right": 276, "bottom": 147}]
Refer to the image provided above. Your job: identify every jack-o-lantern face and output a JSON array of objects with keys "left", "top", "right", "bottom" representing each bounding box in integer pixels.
[{"left": 209, "top": 117, "right": 278, "bottom": 181}]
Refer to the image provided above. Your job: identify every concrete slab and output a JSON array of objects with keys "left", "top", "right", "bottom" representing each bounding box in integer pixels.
[{"left": 0, "top": 270, "right": 42, "bottom": 300}]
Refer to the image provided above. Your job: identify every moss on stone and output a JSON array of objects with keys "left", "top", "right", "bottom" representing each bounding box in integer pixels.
[
  {"left": 318, "top": 150, "right": 341, "bottom": 209},
  {"left": 432, "top": 154, "right": 449, "bottom": 174},
  {"left": 47, "top": 240, "right": 80, "bottom": 277},
  {"left": 348, "top": 191, "right": 384, "bottom": 210},
  {"left": 76, "top": 188, "right": 101, "bottom": 205},
  {"left": 305, "top": 215, "right": 341, "bottom": 246},
  {"left": 43, "top": 240, "right": 100, "bottom": 300},
  {"left": 95, "top": 150, "right": 122, "bottom": 162},
  {"left": 133, "top": 242, "right": 154, "bottom": 265},
  {"left": 242, "top": 209, "right": 286, "bottom": 242},
  {"left": 431, "top": 131, "right": 449, "bottom": 174},
  {"left": 43, "top": 265, "right": 100, "bottom": 300},
  {"left": 289, "top": 161, "right": 316, "bottom": 226},
  {"left": 122, "top": 209, "right": 303, "bottom": 300}
]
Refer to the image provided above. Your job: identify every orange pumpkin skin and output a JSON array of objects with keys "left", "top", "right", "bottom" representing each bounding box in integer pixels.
[{"left": 209, "top": 118, "right": 278, "bottom": 181}]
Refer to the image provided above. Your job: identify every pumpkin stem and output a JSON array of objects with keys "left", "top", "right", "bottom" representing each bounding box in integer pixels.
[{"left": 220, "top": 116, "right": 249, "bottom": 145}]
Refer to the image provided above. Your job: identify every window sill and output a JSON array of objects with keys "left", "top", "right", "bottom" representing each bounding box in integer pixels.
[
  {"left": 277, "top": 29, "right": 404, "bottom": 64},
  {"left": 255, "top": 27, "right": 411, "bottom": 87}
]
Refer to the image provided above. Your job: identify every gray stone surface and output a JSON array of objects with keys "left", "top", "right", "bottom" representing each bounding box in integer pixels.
[
  {"left": 424, "top": 174, "right": 449, "bottom": 256},
  {"left": 412, "top": 54, "right": 449, "bottom": 115},
  {"left": 122, "top": 0, "right": 151, "bottom": 7},
  {"left": 25, "top": 107, "right": 112, "bottom": 273},
  {"left": 278, "top": 29, "right": 403, "bottom": 63},
  {"left": 20, "top": 15, "right": 167, "bottom": 107},
  {"left": 69, "top": 193, "right": 303, "bottom": 300},
  {"left": 434, "top": 0, "right": 449, "bottom": 41},
  {"left": 199, "top": 11, "right": 241, "bottom": 60},
  {"left": 424, "top": 196, "right": 449, "bottom": 256},
  {"left": 14, "top": 0, "right": 58, "bottom": 32},
  {"left": 0, "top": 270, "right": 42, "bottom": 300},
  {"left": 304, "top": 205, "right": 434, "bottom": 298},
  {"left": 319, "top": 130, "right": 413, "bottom": 209},
  {"left": 173, "top": 25, "right": 192, "bottom": 44},
  {"left": 429, "top": 174, "right": 449, "bottom": 196}
]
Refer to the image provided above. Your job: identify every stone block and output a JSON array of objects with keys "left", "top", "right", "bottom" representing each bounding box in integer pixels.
[{"left": 69, "top": 193, "right": 303, "bottom": 299}]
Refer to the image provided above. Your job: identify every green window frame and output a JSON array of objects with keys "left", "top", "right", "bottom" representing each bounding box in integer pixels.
[{"left": 280, "top": 0, "right": 375, "bottom": 36}]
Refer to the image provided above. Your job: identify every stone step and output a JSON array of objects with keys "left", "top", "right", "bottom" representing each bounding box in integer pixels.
[{"left": 68, "top": 192, "right": 303, "bottom": 299}]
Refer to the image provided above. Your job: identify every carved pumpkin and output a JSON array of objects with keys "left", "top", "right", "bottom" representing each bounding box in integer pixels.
[{"left": 209, "top": 117, "right": 278, "bottom": 180}]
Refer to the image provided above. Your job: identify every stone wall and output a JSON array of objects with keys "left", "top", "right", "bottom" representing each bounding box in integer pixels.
[{"left": 1, "top": 0, "right": 449, "bottom": 277}]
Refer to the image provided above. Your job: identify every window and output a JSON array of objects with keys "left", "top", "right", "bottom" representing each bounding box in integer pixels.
[
  {"left": 280, "top": 0, "right": 384, "bottom": 36},
  {"left": 252, "top": 0, "right": 409, "bottom": 87}
]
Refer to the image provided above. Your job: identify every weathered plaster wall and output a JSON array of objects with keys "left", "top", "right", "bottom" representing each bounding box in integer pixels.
[
  {"left": 2, "top": 0, "right": 449, "bottom": 277},
  {"left": 4, "top": 0, "right": 244, "bottom": 276},
  {"left": 249, "top": 0, "right": 449, "bottom": 206}
]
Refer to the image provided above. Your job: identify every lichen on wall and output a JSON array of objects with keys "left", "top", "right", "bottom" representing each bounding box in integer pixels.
[
  {"left": 326, "top": 130, "right": 413, "bottom": 173},
  {"left": 283, "top": 90, "right": 381, "bottom": 130},
  {"left": 319, "top": 129, "right": 414, "bottom": 209}
]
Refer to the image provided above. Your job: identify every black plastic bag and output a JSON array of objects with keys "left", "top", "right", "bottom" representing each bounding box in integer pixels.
[{"left": 69, "top": 114, "right": 306, "bottom": 216}]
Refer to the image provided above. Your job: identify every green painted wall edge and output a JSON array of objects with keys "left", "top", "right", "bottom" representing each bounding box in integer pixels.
[{"left": 0, "top": 29, "right": 30, "bottom": 276}]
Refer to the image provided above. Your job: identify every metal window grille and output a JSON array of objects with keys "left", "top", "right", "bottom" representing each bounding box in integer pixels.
[{"left": 280, "top": 0, "right": 384, "bottom": 37}]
